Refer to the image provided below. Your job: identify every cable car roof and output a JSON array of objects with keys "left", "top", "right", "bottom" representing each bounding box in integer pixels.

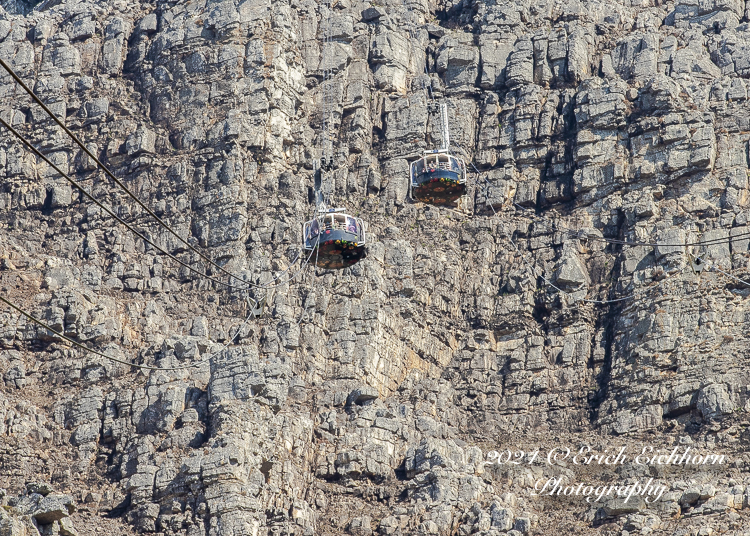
[{"left": 318, "top": 207, "right": 347, "bottom": 213}]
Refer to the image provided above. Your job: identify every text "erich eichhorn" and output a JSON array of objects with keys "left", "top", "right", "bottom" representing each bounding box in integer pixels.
[{"left": 484, "top": 446, "right": 728, "bottom": 466}]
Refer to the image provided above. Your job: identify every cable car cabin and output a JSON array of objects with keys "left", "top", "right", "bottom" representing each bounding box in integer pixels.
[
  {"left": 302, "top": 209, "right": 367, "bottom": 270},
  {"left": 409, "top": 151, "right": 467, "bottom": 206}
]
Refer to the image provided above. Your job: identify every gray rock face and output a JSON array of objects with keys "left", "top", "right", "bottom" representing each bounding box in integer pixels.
[
  {"left": 2, "top": 487, "right": 77, "bottom": 536},
  {"left": 0, "top": 0, "right": 41, "bottom": 16},
  {"left": 3, "top": 0, "right": 750, "bottom": 534},
  {"left": 697, "top": 383, "right": 735, "bottom": 421},
  {"left": 31, "top": 494, "right": 76, "bottom": 524}
]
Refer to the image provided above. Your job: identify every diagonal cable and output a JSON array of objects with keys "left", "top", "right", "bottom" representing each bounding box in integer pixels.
[
  {"left": 466, "top": 161, "right": 683, "bottom": 305},
  {"left": 0, "top": 57, "right": 285, "bottom": 290},
  {"left": 0, "top": 116, "right": 257, "bottom": 292},
  {"left": 710, "top": 262, "right": 750, "bottom": 288},
  {"left": 460, "top": 146, "right": 750, "bottom": 250},
  {"left": 0, "top": 293, "right": 253, "bottom": 372}
]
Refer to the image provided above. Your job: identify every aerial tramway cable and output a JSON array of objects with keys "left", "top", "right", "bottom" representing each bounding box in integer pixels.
[
  {"left": 0, "top": 116, "right": 311, "bottom": 293},
  {"left": 474, "top": 180, "right": 689, "bottom": 306},
  {"left": 0, "top": 116, "right": 242, "bottom": 291},
  {"left": 0, "top": 293, "right": 254, "bottom": 372},
  {"left": 298, "top": 1, "right": 368, "bottom": 270},
  {"left": 0, "top": 57, "right": 302, "bottom": 291},
  {"left": 0, "top": 50, "right": 333, "bottom": 373},
  {"left": 458, "top": 149, "right": 750, "bottom": 252},
  {"left": 708, "top": 262, "right": 750, "bottom": 288},
  {"left": 512, "top": 202, "right": 750, "bottom": 249},
  {"left": 508, "top": 223, "right": 690, "bottom": 306},
  {"left": 0, "top": 9, "right": 356, "bottom": 353},
  {"left": 0, "top": 235, "right": 323, "bottom": 372},
  {"left": 0, "top": 58, "right": 314, "bottom": 292},
  {"left": 459, "top": 158, "right": 689, "bottom": 305}
]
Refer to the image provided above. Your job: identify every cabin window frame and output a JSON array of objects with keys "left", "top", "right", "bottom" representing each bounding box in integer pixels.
[
  {"left": 409, "top": 152, "right": 468, "bottom": 189},
  {"left": 302, "top": 212, "right": 366, "bottom": 249}
]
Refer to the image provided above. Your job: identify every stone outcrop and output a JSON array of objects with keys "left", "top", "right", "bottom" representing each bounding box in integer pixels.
[{"left": 3, "top": 0, "right": 750, "bottom": 534}]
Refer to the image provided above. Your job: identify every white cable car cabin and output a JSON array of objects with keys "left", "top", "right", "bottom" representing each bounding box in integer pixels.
[
  {"left": 409, "top": 150, "right": 467, "bottom": 206},
  {"left": 302, "top": 208, "right": 367, "bottom": 270}
]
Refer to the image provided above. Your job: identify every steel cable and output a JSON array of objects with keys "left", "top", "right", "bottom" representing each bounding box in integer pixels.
[
  {"left": 0, "top": 117, "right": 308, "bottom": 293},
  {"left": 512, "top": 202, "right": 750, "bottom": 248},
  {"left": 0, "top": 293, "right": 255, "bottom": 372},
  {"left": 458, "top": 149, "right": 750, "bottom": 251},
  {"left": 710, "top": 262, "right": 750, "bottom": 288},
  {"left": 0, "top": 57, "right": 300, "bottom": 290},
  {"left": 467, "top": 161, "right": 682, "bottom": 305},
  {"left": 0, "top": 116, "right": 258, "bottom": 292}
]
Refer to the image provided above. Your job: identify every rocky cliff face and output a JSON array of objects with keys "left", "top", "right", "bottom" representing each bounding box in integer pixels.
[{"left": 3, "top": 0, "right": 750, "bottom": 534}]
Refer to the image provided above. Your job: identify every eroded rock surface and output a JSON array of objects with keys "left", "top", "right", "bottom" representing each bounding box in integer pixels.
[{"left": 3, "top": 0, "right": 750, "bottom": 534}]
